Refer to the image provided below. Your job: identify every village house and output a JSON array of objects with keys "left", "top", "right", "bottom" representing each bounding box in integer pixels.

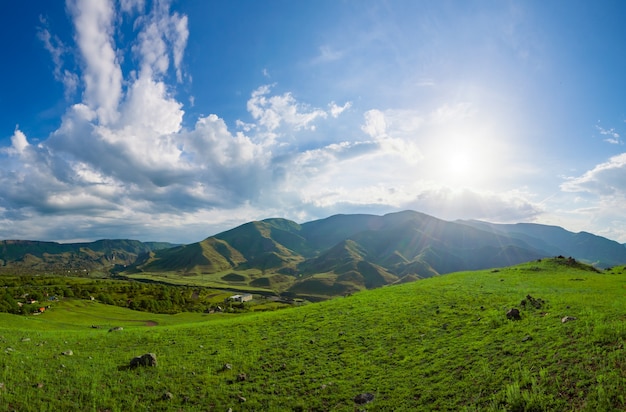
[{"left": 228, "top": 293, "right": 253, "bottom": 303}]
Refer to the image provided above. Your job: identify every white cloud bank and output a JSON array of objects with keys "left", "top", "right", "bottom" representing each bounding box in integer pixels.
[{"left": 0, "top": 0, "right": 545, "bottom": 243}]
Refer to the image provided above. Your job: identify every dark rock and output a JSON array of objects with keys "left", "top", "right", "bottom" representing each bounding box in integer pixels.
[
  {"left": 129, "top": 353, "right": 157, "bottom": 368},
  {"left": 354, "top": 392, "right": 375, "bottom": 404},
  {"left": 506, "top": 308, "right": 521, "bottom": 321},
  {"left": 522, "top": 295, "right": 544, "bottom": 309}
]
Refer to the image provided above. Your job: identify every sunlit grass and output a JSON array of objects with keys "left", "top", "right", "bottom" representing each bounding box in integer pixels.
[{"left": 1, "top": 258, "right": 625, "bottom": 410}]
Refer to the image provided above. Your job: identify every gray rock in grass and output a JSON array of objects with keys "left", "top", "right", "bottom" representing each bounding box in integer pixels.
[
  {"left": 354, "top": 392, "right": 375, "bottom": 404},
  {"left": 129, "top": 353, "right": 157, "bottom": 368},
  {"left": 506, "top": 308, "right": 521, "bottom": 321}
]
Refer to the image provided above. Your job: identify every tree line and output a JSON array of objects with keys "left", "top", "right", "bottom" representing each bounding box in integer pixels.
[{"left": 0, "top": 275, "right": 235, "bottom": 315}]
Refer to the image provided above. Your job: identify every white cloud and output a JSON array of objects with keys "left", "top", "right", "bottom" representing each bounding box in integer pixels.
[
  {"left": 561, "top": 153, "right": 626, "bottom": 196},
  {"left": 67, "top": 0, "right": 122, "bottom": 125},
  {"left": 329, "top": 101, "right": 352, "bottom": 118},
  {"left": 132, "top": 1, "right": 188, "bottom": 82},
  {"left": 361, "top": 109, "right": 387, "bottom": 138},
  {"left": 9, "top": 129, "right": 30, "bottom": 154},
  {"left": 360, "top": 109, "right": 423, "bottom": 163},
  {"left": 120, "top": 0, "right": 145, "bottom": 14},
  {"left": 596, "top": 125, "right": 621, "bottom": 144},
  {"left": 118, "top": 75, "right": 183, "bottom": 136},
  {"left": 403, "top": 187, "right": 543, "bottom": 222},
  {"left": 429, "top": 102, "right": 475, "bottom": 124},
  {"left": 312, "top": 45, "right": 344, "bottom": 63},
  {"left": 38, "top": 24, "right": 79, "bottom": 98},
  {"left": 246, "top": 85, "right": 328, "bottom": 133}
]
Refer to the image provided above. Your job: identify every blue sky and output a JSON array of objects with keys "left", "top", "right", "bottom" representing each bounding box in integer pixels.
[{"left": 1, "top": 0, "right": 626, "bottom": 244}]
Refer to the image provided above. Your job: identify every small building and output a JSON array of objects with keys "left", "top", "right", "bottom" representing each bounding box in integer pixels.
[{"left": 229, "top": 293, "right": 253, "bottom": 303}]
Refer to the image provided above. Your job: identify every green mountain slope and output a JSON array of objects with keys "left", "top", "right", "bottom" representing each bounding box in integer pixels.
[{"left": 138, "top": 238, "right": 245, "bottom": 273}]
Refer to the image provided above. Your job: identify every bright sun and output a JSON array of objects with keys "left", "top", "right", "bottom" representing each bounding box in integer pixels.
[
  {"left": 424, "top": 129, "right": 502, "bottom": 189},
  {"left": 440, "top": 146, "right": 492, "bottom": 187},
  {"left": 446, "top": 151, "right": 472, "bottom": 176}
]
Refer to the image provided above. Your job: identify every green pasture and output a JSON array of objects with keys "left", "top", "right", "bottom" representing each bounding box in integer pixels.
[
  {"left": 126, "top": 268, "right": 279, "bottom": 294},
  {"left": 0, "top": 258, "right": 625, "bottom": 411}
]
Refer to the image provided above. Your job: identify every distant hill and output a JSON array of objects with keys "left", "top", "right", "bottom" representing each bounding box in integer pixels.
[
  {"left": 456, "top": 220, "right": 626, "bottom": 268},
  {"left": 3, "top": 211, "right": 626, "bottom": 296},
  {"left": 127, "top": 210, "right": 626, "bottom": 296},
  {"left": 0, "top": 239, "right": 177, "bottom": 275}
]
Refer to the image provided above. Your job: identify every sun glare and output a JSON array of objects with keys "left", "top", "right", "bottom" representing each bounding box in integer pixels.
[
  {"left": 447, "top": 151, "right": 472, "bottom": 176},
  {"left": 438, "top": 144, "right": 494, "bottom": 188}
]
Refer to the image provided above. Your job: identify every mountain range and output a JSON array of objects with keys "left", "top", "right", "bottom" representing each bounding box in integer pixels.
[{"left": 2, "top": 211, "right": 625, "bottom": 297}]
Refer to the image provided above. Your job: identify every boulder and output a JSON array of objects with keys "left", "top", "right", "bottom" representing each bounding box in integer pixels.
[
  {"left": 354, "top": 392, "right": 375, "bottom": 404},
  {"left": 506, "top": 308, "right": 521, "bottom": 321},
  {"left": 521, "top": 295, "right": 544, "bottom": 309},
  {"left": 130, "top": 353, "right": 157, "bottom": 368}
]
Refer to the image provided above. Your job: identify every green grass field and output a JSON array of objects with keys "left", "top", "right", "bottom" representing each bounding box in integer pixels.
[{"left": 1, "top": 257, "right": 625, "bottom": 411}]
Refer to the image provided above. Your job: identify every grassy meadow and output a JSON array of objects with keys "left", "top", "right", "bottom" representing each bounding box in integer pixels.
[{"left": 1, "top": 257, "right": 625, "bottom": 411}]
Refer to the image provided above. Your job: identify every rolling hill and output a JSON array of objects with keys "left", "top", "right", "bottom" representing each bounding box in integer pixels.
[{"left": 1, "top": 258, "right": 625, "bottom": 410}]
